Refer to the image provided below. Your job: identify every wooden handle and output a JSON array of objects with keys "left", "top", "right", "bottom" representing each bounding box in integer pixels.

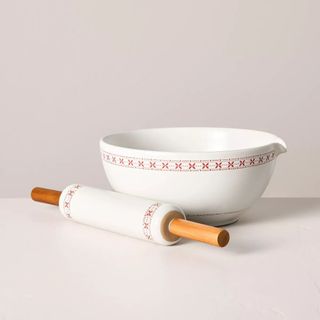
[
  {"left": 169, "top": 218, "right": 230, "bottom": 247},
  {"left": 31, "top": 187, "right": 61, "bottom": 206}
]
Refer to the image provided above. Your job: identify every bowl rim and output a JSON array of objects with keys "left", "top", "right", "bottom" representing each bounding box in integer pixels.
[{"left": 100, "top": 127, "right": 287, "bottom": 157}]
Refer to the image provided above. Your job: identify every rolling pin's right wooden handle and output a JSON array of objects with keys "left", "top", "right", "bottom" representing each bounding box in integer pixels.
[
  {"left": 169, "top": 218, "right": 230, "bottom": 247},
  {"left": 31, "top": 187, "right": 62, "bottom": 206}
]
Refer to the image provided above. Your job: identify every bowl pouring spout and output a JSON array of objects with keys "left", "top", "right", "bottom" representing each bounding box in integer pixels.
[{"left": 272, "top": 138, "right": 287, "bottom": 156}]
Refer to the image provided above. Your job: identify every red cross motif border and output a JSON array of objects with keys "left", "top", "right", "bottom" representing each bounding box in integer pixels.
[{"left": 101, "top": 150, "right": 275, "bottom": 172}]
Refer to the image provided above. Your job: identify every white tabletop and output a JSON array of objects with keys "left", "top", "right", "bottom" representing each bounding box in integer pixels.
[{"left": 0, "top": 198, "right": 319, "bottom": 320}]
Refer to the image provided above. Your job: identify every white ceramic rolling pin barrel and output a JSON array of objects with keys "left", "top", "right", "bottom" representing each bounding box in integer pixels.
[{"left": 31, "top": 184, "right": 230, "bottom": 247}]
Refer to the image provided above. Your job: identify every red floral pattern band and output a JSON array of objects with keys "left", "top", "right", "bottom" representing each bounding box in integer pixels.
[{"left": 101, "top": 150, "right": 275, "bottom": 172}]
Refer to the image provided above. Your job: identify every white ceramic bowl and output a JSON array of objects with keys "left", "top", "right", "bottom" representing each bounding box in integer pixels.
[{"left": 100, "top": 128, "right": 287, "bottom": 225}]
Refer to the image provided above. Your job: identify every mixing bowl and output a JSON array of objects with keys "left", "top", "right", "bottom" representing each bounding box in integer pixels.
[{"left": 100, "top": 128, "right": 287, "bottom": 225}]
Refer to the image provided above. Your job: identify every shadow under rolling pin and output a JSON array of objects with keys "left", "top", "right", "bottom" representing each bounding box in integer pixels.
[{"left": 31, "top": 184, "right": 230, "bottom": 247}]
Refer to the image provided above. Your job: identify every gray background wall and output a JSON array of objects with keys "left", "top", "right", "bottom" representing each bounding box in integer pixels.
[{"left": 1, "top": 0, "right": 319, "bottom": 197}]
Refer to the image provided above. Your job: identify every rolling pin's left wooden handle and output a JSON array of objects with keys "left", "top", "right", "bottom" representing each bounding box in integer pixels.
[{"left": 31, "top": 187, "right": 62, "bottom": 206}]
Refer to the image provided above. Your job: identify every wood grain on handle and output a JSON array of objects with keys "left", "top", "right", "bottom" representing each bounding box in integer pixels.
[
  {"left": 31, "top": 187, "right": 61, "bottom": 206},
  {"left": 169, "top": 218, "right": 230, "bottom": 247}
]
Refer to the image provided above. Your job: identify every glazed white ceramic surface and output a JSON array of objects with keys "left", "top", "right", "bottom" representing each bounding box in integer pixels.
[{"left": 100, "top": 128, "right": 287, "bottom": 225}]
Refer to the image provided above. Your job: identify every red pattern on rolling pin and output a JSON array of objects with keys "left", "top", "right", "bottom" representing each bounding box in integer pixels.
[
  {"left": 142, "top": 203, "right": 161, "bottom": 240},
  {"left": 61, "top": 184, "right": 82, "bottom": 219}
]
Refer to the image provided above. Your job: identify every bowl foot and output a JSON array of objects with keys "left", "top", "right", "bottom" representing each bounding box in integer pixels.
[{"left": 186, "top": 212, "right": 241, "bottom": 226}]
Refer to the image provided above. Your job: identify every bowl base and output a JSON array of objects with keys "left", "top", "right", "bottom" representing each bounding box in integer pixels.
[{"left": 186, "top": 212, "right": 241, "bottom": 226}]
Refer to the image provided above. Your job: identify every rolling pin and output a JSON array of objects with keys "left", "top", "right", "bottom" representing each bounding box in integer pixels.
[{"left": 31, "top": 184, "right": 230, "bottom": 247}]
